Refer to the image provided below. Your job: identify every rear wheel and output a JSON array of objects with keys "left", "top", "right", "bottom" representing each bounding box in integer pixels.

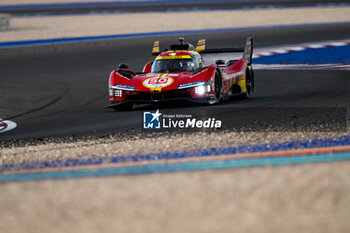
[{"left": 243, "top": 67, "right": 254, "bottom": 98}]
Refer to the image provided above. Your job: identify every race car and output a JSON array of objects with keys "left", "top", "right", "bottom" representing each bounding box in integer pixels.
[{"left": 108, "top": 36, "right": 254, "bottom": 110}]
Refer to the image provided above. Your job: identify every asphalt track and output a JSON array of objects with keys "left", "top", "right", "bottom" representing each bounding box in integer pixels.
[{"left": 0, "top": 23, "right": 350, "bottom": 143}]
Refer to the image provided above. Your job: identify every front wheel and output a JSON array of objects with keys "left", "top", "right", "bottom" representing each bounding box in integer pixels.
[{"left": 208, "top": 71, "right": 222, "bottom": 104}]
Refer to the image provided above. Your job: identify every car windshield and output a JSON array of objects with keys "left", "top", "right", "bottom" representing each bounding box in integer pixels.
[{"left": 151, "top": 59, "right": 196, "bottom": 73}]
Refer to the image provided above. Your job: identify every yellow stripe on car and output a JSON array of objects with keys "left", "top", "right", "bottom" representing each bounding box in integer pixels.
[
  {"left": 237, "top": 75, "right": 247, "bottom": 93},
  {"left": 156, "top": 55, "right": 192, "bottom": 60}
]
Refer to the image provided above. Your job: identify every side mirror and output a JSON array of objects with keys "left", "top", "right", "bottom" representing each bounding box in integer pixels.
[
  {"left": 215, "top": 60, "right": 225, "bottom": 65},
  {"left": 118, "top": 63, "right": 128, "bottom": 69},
  {"left": 226, "top": 59, "right": 238, "bottom": 67}
]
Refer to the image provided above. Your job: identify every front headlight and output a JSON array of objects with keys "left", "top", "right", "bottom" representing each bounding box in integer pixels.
[
  {"left": 114, "top": 89, "right": 122, "bottom": 97},
  {"left": 109, "top": 89, "right": 122, "bottom": 97},
  {"left": 195, "top": 85, "right": 206, "bottom": 95},
  {"left": 194, "top": 81, "right": 211, "bottom": 95}
]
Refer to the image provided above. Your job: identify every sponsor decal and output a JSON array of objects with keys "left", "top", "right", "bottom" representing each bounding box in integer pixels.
[
  {"left": 156, "top": 55, "right": 192, "bottom": 60},
  {"left": 177, "top": 80, "right": 204, "bottom": 89},
  {"left": 114, "top": 84, "right": 135, "bottom": 91},
  {"left": 143, "top": 77, "right": 174, "bottom": 89},
  {"left": 167, "top": 73, "right": 180, "bottom": 77},
  {"left": 143, "top": 110, "right": 221, "bottom": 129}
]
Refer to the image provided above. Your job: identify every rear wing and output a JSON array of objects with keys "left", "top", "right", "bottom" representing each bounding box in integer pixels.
[
  {"left": 152, "top": 40, "right": 160, "bottom": 56},
  {"left": 243, "top": 36, "right": 253, "bottom": 65},
  {"left": 196, "top": 36, "right": 253, "bottom": 64},
  {"left": 151, "top": 36, "right": 253, "bottom": 64}
]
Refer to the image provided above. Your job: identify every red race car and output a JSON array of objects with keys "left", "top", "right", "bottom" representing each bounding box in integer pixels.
[{"left": 108, "top": 37, "right": 254, "bottom": 110}]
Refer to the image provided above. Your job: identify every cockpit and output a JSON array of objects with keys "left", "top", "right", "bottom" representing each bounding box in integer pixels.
[{"left": 151, "top": 54, "right": 203, "bottom": 73}]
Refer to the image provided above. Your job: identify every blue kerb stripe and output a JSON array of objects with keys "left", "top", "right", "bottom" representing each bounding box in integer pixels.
[
  {"left": 1, "top": 135, "right": 349, "bottom": 173},
  {"left": 254, "top": 44, "right": 350, "bottom": 64},
  {"left": 1, "top": 151, "right": 350, "bottom": 182},
  {"left": 0, "top": 0, "right": 258, "bottom": 10},
  {"left": 1, "top": 22, "right": 350, "bottom": 48}
]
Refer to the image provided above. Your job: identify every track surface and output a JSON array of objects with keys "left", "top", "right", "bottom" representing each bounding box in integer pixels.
[{"left": 0, "top": 23, "right": 350, "bottom": 142}]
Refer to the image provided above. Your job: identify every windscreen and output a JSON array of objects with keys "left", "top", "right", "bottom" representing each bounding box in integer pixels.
[{"left": 151, "top": 59, "right": 196, "bottom": 73}]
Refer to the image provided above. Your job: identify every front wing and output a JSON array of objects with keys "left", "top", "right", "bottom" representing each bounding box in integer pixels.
[{"left": 107, "top": 86, "right": 215, "bottom": 107}]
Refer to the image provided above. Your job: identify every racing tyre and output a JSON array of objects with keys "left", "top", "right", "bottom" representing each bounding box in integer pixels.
[
  {"left": 243, "top": 68, "right": 254, "bottom": 98},
  {"left": 208, "top": 71, "right": 222, "bottom": 104}
]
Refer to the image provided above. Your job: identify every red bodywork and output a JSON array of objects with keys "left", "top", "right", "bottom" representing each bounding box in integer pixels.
[{"left": 108, "top": 50, "right": 250, "bottom": 106}]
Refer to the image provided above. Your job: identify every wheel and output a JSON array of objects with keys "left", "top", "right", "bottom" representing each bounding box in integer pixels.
[
  {"left": 112, "top": 102, "right": 133, "bottom": 111},
  {"left": 249, "top": 68, "right": 255, "bottom": 92},
  {"left": 243, "top": 68, "right": 254, "bottom": 98},
  {"left": 208, "top": 71, "right": 222, "bottom": 104}
]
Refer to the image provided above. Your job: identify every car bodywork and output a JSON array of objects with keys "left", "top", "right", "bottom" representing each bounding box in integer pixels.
[{"left": 108, "top": 37, "right": 254, "bottom": 110}]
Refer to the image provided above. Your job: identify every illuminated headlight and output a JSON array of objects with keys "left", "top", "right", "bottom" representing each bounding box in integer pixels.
[
  {"left": 114, "top": 89, "right": 122, "bottom": 97},
  {"left": 195, "top": 85, "right": 206, "bottom": 95},
  {"left": 206, "top": 84, "right": 211, "bottom": 92},
  {"left": 195, "top": 84, "right": 211, "bottom": 95},
  {"left": 109, "top": 89, "right": 122, "bottom": 97}
]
